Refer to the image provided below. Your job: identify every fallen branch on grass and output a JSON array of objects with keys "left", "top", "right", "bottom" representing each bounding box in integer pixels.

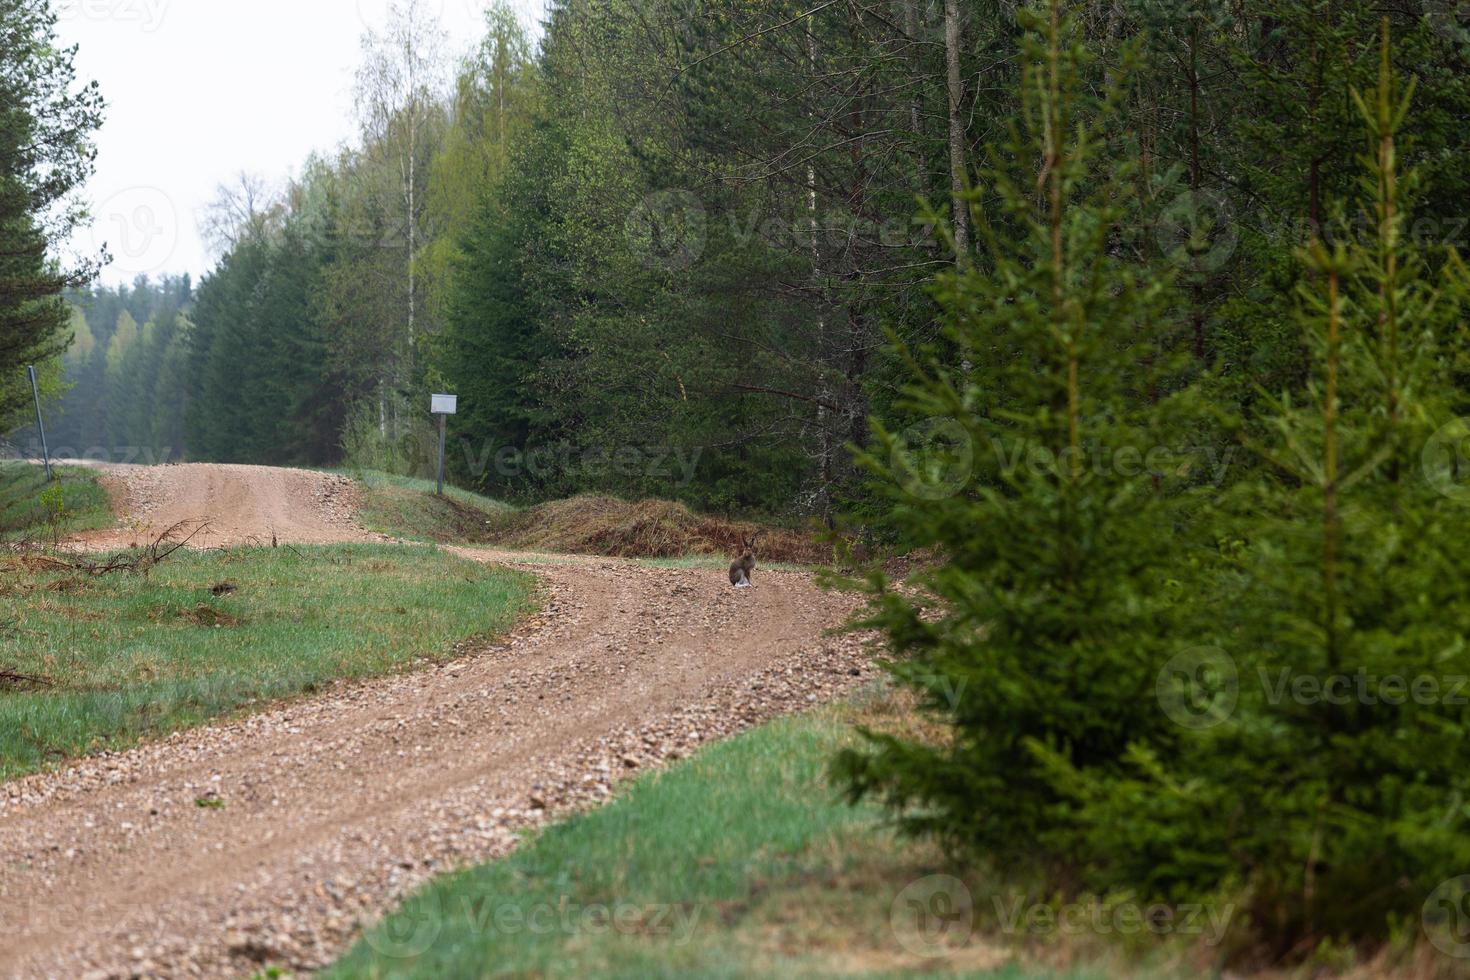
[
  {"left": 67, "top": 520, "right": 213, "bottom": 577},
  {"left": 0, "top": 552, "right": 73, "bottom": 573},
  {"left": 0, "top": 668, "right": 54, "bottom": 690}
]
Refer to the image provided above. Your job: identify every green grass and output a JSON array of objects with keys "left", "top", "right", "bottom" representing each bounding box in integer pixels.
[
  {"left": 347, "top": 470, "right": 517, "bottom": 544},
  {"left": 326, "top": 710, "right": 1135, "bottom": 980},
  {"left": 0, "top": 462, "right": 113, "bottom": 541},
  {"left": 0, "top": 543, "right": 536, "bottom": 779}
]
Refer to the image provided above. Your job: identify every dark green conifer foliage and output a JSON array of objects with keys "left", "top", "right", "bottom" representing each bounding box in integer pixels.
[
  {"left": 435, "top": 165, "right": 556, "bottom": 495},
  {"left": 833, "top": 0, "right": 1194, "bottom": 868},
  {"left": 1044, "top": 23, "right": 1470, "bottom": 952},
  {"left": 0, "top": 0, "right": 102, "bottom": 425}
]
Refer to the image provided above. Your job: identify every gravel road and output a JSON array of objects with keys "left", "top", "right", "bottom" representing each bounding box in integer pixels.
[
  {"left": 0, "top": 465, "right": 874, "bottom": 977},
  {"left": 65, "top": 462, "right": 378, "bottom": 549}
]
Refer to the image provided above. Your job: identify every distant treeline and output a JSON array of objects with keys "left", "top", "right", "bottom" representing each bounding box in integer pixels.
[
  {"left": 33, "top": 0, "right": 1470, "bottom": 524},
  {"left": 41, "top": 277, "right": 192, "bottom": 463}
]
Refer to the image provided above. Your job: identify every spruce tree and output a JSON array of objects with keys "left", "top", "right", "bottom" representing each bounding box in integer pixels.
[
  {"left": 0, "top": 0, "right": 102, "bottom": 426},
  {"left": 833, "top": 0, "right": 1192, "bottom": 866},
  {"left": 1223, "top": 20, "right": 1470, "bottom": 947},
  {"left": 1053, "top": 22, "right": 1470, "bottom": 952}
]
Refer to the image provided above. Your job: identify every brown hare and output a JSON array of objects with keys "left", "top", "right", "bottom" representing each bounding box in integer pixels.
[{"left": 729, "top": 535, "right": 758, "bottom": 588}]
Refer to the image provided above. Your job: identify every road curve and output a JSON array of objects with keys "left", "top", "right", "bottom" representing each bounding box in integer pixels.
[{"left": 0, "top": 467, "right": 872, "bottom": 978}]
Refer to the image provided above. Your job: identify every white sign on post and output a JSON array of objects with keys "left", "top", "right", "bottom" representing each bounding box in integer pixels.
[{"left": 431, "top": 394, "right": 458, "bottom": 495}]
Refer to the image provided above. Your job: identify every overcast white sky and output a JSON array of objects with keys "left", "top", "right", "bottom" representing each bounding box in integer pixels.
[{"left": 54, "top": 0, "right": 546, "bottom": 286}]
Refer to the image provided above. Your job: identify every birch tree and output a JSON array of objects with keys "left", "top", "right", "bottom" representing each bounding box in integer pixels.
[{"left": 353, "top": 0, "right": 448, "bottom": 431}]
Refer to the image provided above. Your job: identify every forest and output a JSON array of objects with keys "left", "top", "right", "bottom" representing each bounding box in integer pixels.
[
  {"left": 10, "top": 0, "right": 1470, "bottom": 962},
  {"left": 40, "top": 276, "right": 193, "bottom": 462},
  {"left": 29, "top": 0, "right": 1470, "bottom": 522}
]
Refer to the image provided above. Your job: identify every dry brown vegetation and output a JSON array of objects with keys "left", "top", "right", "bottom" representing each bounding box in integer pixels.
[{"left": 483, "top": 495, "right": 828, "bottom": 563}]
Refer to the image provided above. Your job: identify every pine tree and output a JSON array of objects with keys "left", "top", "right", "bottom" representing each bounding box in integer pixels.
[
  {"left": 0, "top": 0, "right": 103, "bottom": 427},
  {"left": 833, "top": 0, "right": 1192, "bottom": 865},
  {"left": 1223, "top": 21, "right": 1470, "bottom": 946},
  {"left": 1054, "top": 23, "right": 1470, "bottom": 952},
  {"left": 436, "top": 191, "right": 550, "bottom": 494}
]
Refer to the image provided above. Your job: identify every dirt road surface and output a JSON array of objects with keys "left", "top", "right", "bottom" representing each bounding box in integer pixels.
[
  {"left": 0, "top": 465, "right": 872, "bottom": 978},
  {"left": 65, "top": 462, "right": 379, "bottom": 549}
]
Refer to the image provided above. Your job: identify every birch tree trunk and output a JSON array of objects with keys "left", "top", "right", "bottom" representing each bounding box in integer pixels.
[
  {"left": 354, "top": 0, "right": 445, "bottom": 426},
  {"left": 904, "top": 0, "right": 927, "bottom": 192},
  {"left": 945, "top": 0, "right": 969, "bottom": 263},
  {"left": 806, "top": 22, "right": 833, "bottom": 521}
]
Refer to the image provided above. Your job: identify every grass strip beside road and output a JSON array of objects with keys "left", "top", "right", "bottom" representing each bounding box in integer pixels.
[
  {"left": 327, "top": 707, "right": 1128, "bottom": 980},
  {"left": 0, "top": 462, "right": 114, "bottom": 542},
  {"left": 0, "top": 543, "right": 536, "bottom": 780},
  {"left": 349, "top": 470, "right": 515, "bottom": 544}
]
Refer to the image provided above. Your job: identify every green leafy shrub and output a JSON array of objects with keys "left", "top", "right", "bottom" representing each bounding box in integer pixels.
[
  {"left": 38, "top": 479, "right": 66, "bottom": 543},
  {"left": 341, "top": 392, "right": 440, "bottom": 479}
]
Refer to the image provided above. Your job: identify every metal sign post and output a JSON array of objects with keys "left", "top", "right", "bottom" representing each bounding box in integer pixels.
[
  {"left": 27, "top": 366, "right": 52, "bottom": 481},
  {"left": 431, "top": 394, "right": 458, "bottom": 496}
]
